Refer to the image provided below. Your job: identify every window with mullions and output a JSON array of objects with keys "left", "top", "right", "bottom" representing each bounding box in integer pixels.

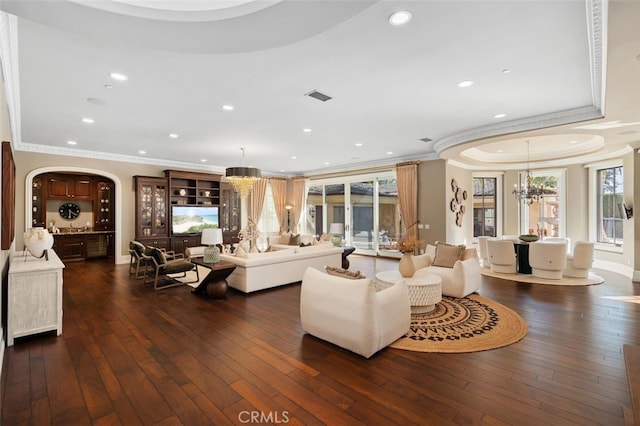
[
  {"left": 597, "top": 166, "right": 624, "bottom": 245},
  {"left": 473, "top": 177, "right": 496, "bottom": 237}
]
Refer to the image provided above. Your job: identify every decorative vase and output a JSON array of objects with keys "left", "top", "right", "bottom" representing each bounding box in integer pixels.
[
  {"left": 398, "top": 252, "right": 415, "bottom": 278},
  {"left": 24, "top": 227, "right": 54, "bottom": 260}
]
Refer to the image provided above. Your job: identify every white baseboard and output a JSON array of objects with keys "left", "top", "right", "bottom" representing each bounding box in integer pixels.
[{"left": 592, "top": 259, "right": 634, "bottom": 279}]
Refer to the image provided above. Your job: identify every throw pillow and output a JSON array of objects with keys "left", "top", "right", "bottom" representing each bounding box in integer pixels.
[
  {"left": 235, "top": 245, "right": 248, "bottom": 258},
  {"left": 432, "top": 243, "right": 465, "bottom": 268},
  {"left": 300, "top": 242, "right": 312, "bottom": 247},
  {"left": 325, "top": 265, "right": 366, "bottom": 280},
  {"left": 279, "top": 233, "right": 291, "bottom": 245},
  {"left": 289, "top": 234, "right": 300, "bottom": 246}
]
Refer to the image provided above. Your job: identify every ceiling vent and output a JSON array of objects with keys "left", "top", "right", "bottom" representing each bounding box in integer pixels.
[
  {"left": 420, "top": 137, "right": 433, "bottom": 143},
  {"left": 305, "top": 90, "right": 332, "bottom": 102}
]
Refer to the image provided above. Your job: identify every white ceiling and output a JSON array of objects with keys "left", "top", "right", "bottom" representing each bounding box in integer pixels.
[{"left": 0, "top": 0, "right": 638, "bottom": 176}]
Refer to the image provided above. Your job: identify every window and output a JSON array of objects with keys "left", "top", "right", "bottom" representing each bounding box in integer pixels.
[
  {"left": 472, "top": 177, "right": 496, "bottom": 237},
  {"left": 597, "top": 166, "right": 623, "bottom": 245}
]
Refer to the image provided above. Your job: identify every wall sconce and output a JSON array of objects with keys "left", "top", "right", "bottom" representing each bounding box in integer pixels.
[{"left": 285, "top": 204, "right": 293, "bottom": 232}]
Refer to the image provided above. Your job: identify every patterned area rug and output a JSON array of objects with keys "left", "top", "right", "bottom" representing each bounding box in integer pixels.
[{"left": 390, "top": 294, "right": 527, "bottom": 353}]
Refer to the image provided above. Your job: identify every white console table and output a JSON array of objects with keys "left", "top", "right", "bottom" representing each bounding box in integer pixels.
[{"left": 7, "top": 250, "right": 65, "bottom": 346}]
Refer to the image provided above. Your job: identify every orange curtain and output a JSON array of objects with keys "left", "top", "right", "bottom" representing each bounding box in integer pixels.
[
  {"left": 290, "top": 178, "right": 306, "bottom": 234},
  {"left": 249, "top": 177, "right": 268, "bottom": 230},
  {"left": 396, "top": 162, "right": 419, "bottom": 242},
  {"left": 269, "top": 178, "right": 288, "bottom": 234}
]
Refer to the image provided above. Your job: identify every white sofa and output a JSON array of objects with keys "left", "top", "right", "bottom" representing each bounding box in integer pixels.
[
  {"left": 409, "top": 244, "right": 481, "bottom": 298},
  {"left": 218, "top": 244, "right": 342, "bottom": 293},
  {"left": 300, "top": 267, "right": 410, "bottom": 358}
]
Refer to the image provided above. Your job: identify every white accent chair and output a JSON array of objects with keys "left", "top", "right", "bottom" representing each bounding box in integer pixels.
[
  {"left": 477, "top": 236, "right": 492, "bottom": 269},
  {"left": 487, "top": 239, "right": 517, "bottom": 274},
  {"left": 564, "top": 241, "right": 594, "bottom": 278},
  {"left": 300, "top": 267, "right": 410, "bottom": 358},
  {"left": 529, "top": 241, "right": 567, "bottom": 280},
  {"left": 501, "top": 235, "right": 521, "bottom": 243}
]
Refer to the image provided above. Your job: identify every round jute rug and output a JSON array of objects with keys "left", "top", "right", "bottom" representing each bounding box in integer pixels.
[{"left": 390, "top": 294, "right": 527, "bottom": 353}]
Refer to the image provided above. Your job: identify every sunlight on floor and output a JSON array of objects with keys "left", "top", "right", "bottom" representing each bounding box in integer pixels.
[{"left": 601, "top": 295, "right": 640, "bottom": 305}]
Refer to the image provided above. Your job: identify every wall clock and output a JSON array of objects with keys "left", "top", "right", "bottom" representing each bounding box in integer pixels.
[{"left": 59, "top": 202, "right": 81, "bottom": 220}]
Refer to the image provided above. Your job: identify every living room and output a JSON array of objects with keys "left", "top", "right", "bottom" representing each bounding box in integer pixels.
[{"left": 1, "top": 0, "right": 640, "bottom": 424}]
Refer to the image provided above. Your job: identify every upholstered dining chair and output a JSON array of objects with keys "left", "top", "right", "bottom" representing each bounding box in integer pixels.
[
  {"left": 487, "top": 239, "right": 517, "bottom": 274},
  {"left": 529, "top": 241, "right": 567, "bottom": 280},
  {"left": 564, "top": 241, "right": 594, "bottom": 278}
]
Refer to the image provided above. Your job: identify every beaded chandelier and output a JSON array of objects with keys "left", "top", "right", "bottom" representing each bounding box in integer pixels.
[
  {"left": 512, "top": 140, "right": 544, "bottom": 205},
  {"left": 225, "top": 148, "right": 261, "bottom": 198}
]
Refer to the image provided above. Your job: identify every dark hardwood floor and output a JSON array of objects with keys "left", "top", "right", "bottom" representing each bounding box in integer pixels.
[{"left": 2, "top": 255, "right": 639, "bottom": 425}]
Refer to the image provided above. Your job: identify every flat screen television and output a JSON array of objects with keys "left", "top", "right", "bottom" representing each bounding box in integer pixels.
[{"left": 171, "top": 205, "right": 219, "bottom": 235}]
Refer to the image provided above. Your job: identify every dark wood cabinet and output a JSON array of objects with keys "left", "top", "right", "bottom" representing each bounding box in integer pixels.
[
  {"left": 165, "top": 170, "right": 221, "bottom": 207},
  {"left": 221, "top": 183, "right": 241, "bottom": 239},
  {"left": 94, "top": 181, "right": 114, "bottom": 231},
  {"left": 134, "top": 176, "right": 169, "bottom": 240},
  {"left": 53, "top": 232, "right": 115, "bottom": 261},
  {"left": 53, "top": 235, "right": 85, "bottom": 261},
  {"left": 31, "top": 176, "right": 45, "bottom": 228},
  {"left": 136, "top": 237, "right": 171, "bottom": 251},
  {"left": 47, "top": 175, "right": 94, "bottom": 200},
  {"left": 171, "top": 235, "right": 201, "bottom": 255}
]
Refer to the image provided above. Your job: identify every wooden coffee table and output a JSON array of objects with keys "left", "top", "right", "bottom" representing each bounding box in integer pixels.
[{"left": 190, "top": 258, "right": 236, "bottom": 299}]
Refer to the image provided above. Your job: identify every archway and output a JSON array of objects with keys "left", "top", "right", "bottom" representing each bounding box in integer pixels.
[{"left": 25, "top": 167, "right": 124, "bottom": 264}]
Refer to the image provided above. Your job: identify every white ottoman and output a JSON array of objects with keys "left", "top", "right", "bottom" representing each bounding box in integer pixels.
[{"left": 376, "top": 270, "right": 442, "bottom": 314}]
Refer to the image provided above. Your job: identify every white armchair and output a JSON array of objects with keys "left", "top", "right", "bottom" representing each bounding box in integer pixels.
[
  {"left": 487, "top": 239, "right": 517, "bottom": 274},
  {"left": 529, "top": 241, "right": 567, "bottom": 280},
  {"left": 300, "top": 267, "right": 410, "bottom": 358},
  {"left": 564, "top": 241, "right": 594, "bottom": 278}
]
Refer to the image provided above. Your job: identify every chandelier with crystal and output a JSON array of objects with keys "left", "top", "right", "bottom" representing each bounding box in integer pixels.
[
  {"left": 225, "top": 148, "right": 261, "bottom": 198},
  {"left": 512, "top": 140, "right": 544, "bottom": 205}
]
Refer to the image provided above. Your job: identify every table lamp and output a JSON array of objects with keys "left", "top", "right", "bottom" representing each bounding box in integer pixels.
[
  {"left": 329, "top": 223, "right": 344, "bottom": 247},
  {"left": 201, "top": 228, "right": 223, "bottom": 263}
]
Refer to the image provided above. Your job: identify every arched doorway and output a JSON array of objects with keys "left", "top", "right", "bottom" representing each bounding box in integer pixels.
[{"left": 25, "top": 167, "right": 123, "bottom": 264}]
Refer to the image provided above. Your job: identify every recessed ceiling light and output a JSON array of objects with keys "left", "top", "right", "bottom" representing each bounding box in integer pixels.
[
  {"left": 302, "top": 128, "right": 312, "bottom": 133},
  {"left": 280, "top": 169, "right": 285, "bottom": 172},
  {"left": 291, "top": 156, "right": 297, "bottom": 160},
  {"left": 458, "top": 80, "right": 474, "bottom": 88},
  {"left": 138, "top": 150, "right": 146, "bottom": 155},
  {"left": 324, "top": 162, "right": 330, "bottom": 165},
  {"left": 200, "top": 159, "right": 207, "bottom": 162},
  {"left": 67, "top": 140, "right": 77, "bottom": 145},
  {"left": 222, "top": 105, "right": 234, "bottom": 111},
  {"left": 389, "top": 10, "right": 412, "bottom": 26},
  {"left": 169, "top": 133, "right": 179, "bottom": 138},
  {"left": 496, "top": 149, "right": 504, "bottom": 153},
  {"left": 494, "top": 113, "right": 506, "bottom": 118},
  {"left": 386, "top": 151, "right": 393, "bottom": 155},
  {"left": 109, "top": 72, "right": 128, "bottom": 81},
  {"left": 569, "top": 140, "right": 577, "bottom": 144},
  {"left": 355, "top": 143, "right": 363, "bottom": 147},
  {"left": 82, "top": 117, "right": 95, "bottom": 124}
]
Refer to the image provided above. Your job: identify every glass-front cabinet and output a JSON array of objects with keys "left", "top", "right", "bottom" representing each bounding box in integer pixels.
[
  {"left": 221, "top": 183, "right": 241, "bottom": 243},
  {"left": 135, "top": 176, "right": 169, "bottom": 249}
]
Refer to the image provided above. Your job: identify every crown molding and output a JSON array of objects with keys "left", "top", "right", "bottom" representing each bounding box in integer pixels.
[
  {"left": 434, "top": 0, "right": 605, "bottom": 156},
  {"left": 16, "top": 141, "right": 227, "bottom": 173},
  {"left": 0, "top": 12, "right": 20, "bottom": 146},
  {"left": 434, "top": 105, "right": 603, "bottom": 155}
]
